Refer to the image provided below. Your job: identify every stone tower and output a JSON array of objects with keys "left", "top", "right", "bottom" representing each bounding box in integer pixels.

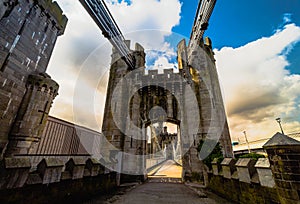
[
  {"left": 102, "top": 41, "right": 145, "bottom": 151},
  {"left": 0, "top": 0, "right": 67, "bottom": 157},
  {"left": 178, "top": 37, "right": 233, "bottom": 176},
  {"left": 102, "top": 36, "right": 233, "bottom": 178}
]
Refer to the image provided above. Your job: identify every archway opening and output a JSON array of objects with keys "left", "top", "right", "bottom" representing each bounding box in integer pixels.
[{"left": 146, "top": 122, "right": 182, "bottom": 179}]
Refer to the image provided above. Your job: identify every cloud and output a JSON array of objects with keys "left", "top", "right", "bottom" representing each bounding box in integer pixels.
[
  {"left": 283, "top": 13, "right": 292, "bottom": 24},
  {"left": 215, "top": 23, "right": 300, "bottom": 141},
  {"left": 106, "top": 0, "right": 181, "bottom": 33},
  {"left": 47, "top": 1, "right": 300, "bottom": 143},
  {"left": 47, "top": 0, "right": 182, "bottom": 130}
]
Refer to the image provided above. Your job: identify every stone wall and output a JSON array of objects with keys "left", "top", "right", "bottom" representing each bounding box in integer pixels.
[
  {"left": 0, "top": 157, "right": 116, "bottom": 203},
  {"left": 209, "top": 133, "right": 300, "bottom": 204},
  {"left": 208, "top": 157, "right": 280, "bottom": 204}
]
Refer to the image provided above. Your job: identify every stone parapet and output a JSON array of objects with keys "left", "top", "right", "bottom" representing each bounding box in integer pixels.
[
  {"left": 235, "top": 158, "right": 257, "bottom": 183},
  {"left": 85, "top": 158, "right": 103, "bottom": 177},
  {"left": 0, "top": 157, "right": 31, "bottom": 189},
  {"left": 212, "top": 158, "right": 266, "bottom": 185},
  {"left": 208, "top": 157, "right": 280, "bottom": 203},
  {"left": 0, "top": 157, "right": 117, "bottom": 203},
  {"left": 221, "top": 158, "right": 236, "bottom": 179},
  {"left": 255, "top": 158, "right": 275, "bottom": 188},
  {"left": 208, "top": 132, "right": 300, "bottom": 203},
  {"left": 211, "top": 158, "right": 220, "bottom": 176},
  {"left": 65, "top": 158, "right": 86, "bottom": 180},
  {"left": 37, "top": 158, "right": 64, "bottom": 184},
  {"left": 0, "top": 156, "right": 116, "bottom": 191}
]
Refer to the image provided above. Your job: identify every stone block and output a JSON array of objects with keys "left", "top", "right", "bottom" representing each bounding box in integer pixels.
[
  {"left": 61, "top": 171, "right": 72, "bottom": 180},
  {"left": 1, "top": 157, "right": 31, "bottom": 189},
  {"left": 37, "top": 158, "right": 64, "bottom": 184},
  {"left": 26, "top": 173, "right": 43, "bottom": 185},
  {"left": 255, "top": 158, "right": 275, "bottom": 188},
  {"left": 65, "top": 158, "right": 86, "bottom": 180},
  {"left": 235, "top": 158, "right": 256, "bottom": 183},
  {"left": 221, "top": 158, "right": 236, "bottom": 179},
  {"left": 211, "top": 158, "right": 220, "bottom": 176},
  {"left": 85, "top": 158, "right": 102, "bottom": 177}
]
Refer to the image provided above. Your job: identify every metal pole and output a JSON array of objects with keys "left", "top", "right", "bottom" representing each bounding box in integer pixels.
[
  {"left": 276, "top": 118, "right": 284, "bottom": 135},
  {"left": 243, "top": 131, "right": 251, "bottom": 153}
]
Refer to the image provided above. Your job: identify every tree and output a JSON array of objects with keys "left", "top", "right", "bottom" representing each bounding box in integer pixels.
[{"left": 197, "top": 139, "right": 223, "bottom": 170}]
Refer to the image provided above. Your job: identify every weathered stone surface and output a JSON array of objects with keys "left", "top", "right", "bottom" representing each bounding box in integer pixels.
[
  {"left": 4, "top": 157, "right": 31, "bottom": 169},
  {"left": 102, "top": 38, "right": 233, "bottom": 182},
  {"left": 211, "top": 158, "right": 220, "bottom": 176},
  {"left": 5, "top": 73, "right": 59, "bottom": 157},
  {"left": 221, "top": 158, "right": 236, "bottom": 179},
  {"left": 208, "top": 173, "right": 280, "bottom": 204},
  {"left": 0, "top": 0, "right": 66, "bottom": 157},
  {"left": 264, "top": 134, "right": 300, "bottom": 203},
  {"left": 61, "top": 171, "right": 72, "bottom": 180},
  {"left": 37, "top": 158, "right": 64, "bottom": 184},
  {"left": 0, "top": 157, "right": 31, "bottom": 189},
  {"left": 85, "top": 158, "right": 102, "bottom": 177},
  {"left": 65, "top": 158, "right": 86, "bottom": 180},
  {"left": 255, "top": 158, "right": 275, "bottom": 188},
  {"left": 235, "top": 158, "right": 256, "bottom": 183},
  {"left": 0, "top": 172, "right": 117, "bottom": 203},
  {"left": 26, "top": 173, "right": 43, "bottom": 185}
]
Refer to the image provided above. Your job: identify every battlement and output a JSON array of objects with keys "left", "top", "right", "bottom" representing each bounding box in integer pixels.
[
  {"left": 111, "top": 41, "right": 145, "bottom": 69},
  {"left": 187, "top": 37, "right": 215, "bottom": 64},
  {"left": 138, "top": 68, "right": 184, "bottom": 83},
  {"left": 0, "top": 157, "right": 117, "bottom": 203},
  {"left": 27, "top": 73, "right": 59, "bottom": 96},
  {"left": 36, "top": 0, "right": 68, "bottom": 35},
  {"left": 209, "top": 157, "right": 279, "bottom": 203}
]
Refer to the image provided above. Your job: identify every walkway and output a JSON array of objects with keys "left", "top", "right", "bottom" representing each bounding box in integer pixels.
[
  {"left": 84, "top": 160, "right": 232, "bottom": 204},
  {"left": 148, "top": 160, "right": 182, "bottom": 180},
  {"left": 111, "top": 182, "right": 232, "bottom": 204}
]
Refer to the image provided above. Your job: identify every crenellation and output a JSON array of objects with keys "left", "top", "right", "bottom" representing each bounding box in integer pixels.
[
  {"left": 0, "top": 0, "right": 18, "bottom": 20},
  {"left": 34, "top": 0, "right": 68, "bottom": 35},
  {"left": 209, "top": 157, "right": 281, "bottom": 203},
  {"left": 37, "top": 158, "right": 64, "bottom": 184}
]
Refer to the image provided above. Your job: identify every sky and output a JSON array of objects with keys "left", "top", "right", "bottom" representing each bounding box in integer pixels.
[{"left": 47, "top": 0, "right": 300, "bottom": 144}]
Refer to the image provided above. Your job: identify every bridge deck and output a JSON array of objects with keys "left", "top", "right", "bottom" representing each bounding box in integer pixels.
[
  {"left": 102, "top": 182, "right": 232, "bottom": 204},
  {"left": 148, "top": 160, "right": 182, "bottom": 178}
]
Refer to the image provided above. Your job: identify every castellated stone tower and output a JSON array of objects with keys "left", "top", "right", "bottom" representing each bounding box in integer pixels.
[
  {"left": 187, "top": 38, "right": 233, "bottom": 157},
  {"left": 0, "top": 0, "right": 67, "bottom": 157},
  {"left": 102, "top": 41, "right": 145, "bottom": 151},
  {"left": 102, "top": 37, "right": 233, "bottom": 178},
  {"left": 177, "top": 38, "right": 233, "bottom": 176}
]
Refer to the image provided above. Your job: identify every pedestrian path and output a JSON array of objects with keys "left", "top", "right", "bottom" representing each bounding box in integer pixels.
[
  {"left": 148, "top": 160, "right": 182, "bottom": 179},
  {"left": 111, "top": 182, "right": 232, "bottom": 204}
]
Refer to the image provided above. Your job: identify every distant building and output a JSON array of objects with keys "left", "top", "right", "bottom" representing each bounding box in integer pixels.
[{"left": 233, "top": 132, "right": 300, "bottom": 155}]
